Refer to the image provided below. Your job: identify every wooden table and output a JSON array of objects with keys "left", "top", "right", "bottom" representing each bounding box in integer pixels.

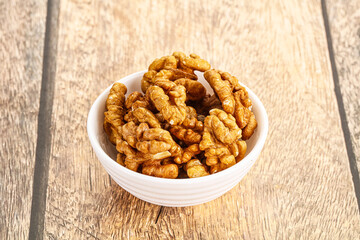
[{"left": 1, "top": 0, "right": 360, "bottom": 239}]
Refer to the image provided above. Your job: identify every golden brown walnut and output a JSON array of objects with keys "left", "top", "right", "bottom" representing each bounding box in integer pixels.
[
  {"left": 209, "top": 161, "right": 235, "bottom": 174},
  {"left": 131, "top": 107, "right": 161, "bottom": 128},
  {"left": 233, "top": 87, "right": 257, "bottom": 139},
  {"left": 104, "top": 83, "right": 127, "bottom": 144},
  {"left": 124, "top": 92, "right": 143, "bottom": 123},
  {"left": 116, "top": 153, "right": 125, "bottom": 166},
  {"left": 173, "top": 52, "right": 211, "bottom": 72},
  {"left": 123, "top": 111, "right": 137, "bottom": 124},
  {"left": 182, "top": 107, "right": 204, "bottom": 130},
  {"left": 208, "top": 139, "right": 246, "bottom": 173},
  {"left": 136, "top": 124, "right": 182, "bottom": 158},
  {"left": 153, "top": 68, "right": 198, "bottom": 82},
  {"left": 200, "top": 122, "right": 235, "bottom": 167},
  {"left": 125, "top": 91, "right": 152, "bottom": 110},
  {"left": 174, "top": 144, "right": 201, "bottom": 164},
  {"left": 204, "top": 69, "right": 235, "bottom": 114},
  {"left": 199, "top": 109, "right": 243, "bottom": 172},
  {"left": 174, "top": 78, "right": 206, "bottom": 101},
  {"left": 141, "top": 52, "right": 210, "bottom": 94},
  {"left": 234, "top": 140, "right": 247, "bottom": 162},
  {"left": 124, "top": 92, "right": 157, "bottom": 126},
  {"left": 141, "top": 70, "right": 157, "bottom": 93},
  {"left": 205, "top": 109, "right": 241, "bottom": 144},
  {"left": 205, "top": 69, "right": 257, "bottom": 138},
  {"left": 141, "top": 54, "right": 198, "bottom": 93},
  {"left": 169, "top": 68, "right": 197, "bottom": 80},
  {"left": 170, "top": 126, "right": 202, "bottom": 145},
  {"left": 146, "top": 81, "right": 187, "bottom": 126},
  {"left": 204, "top": 143, "right": 236, "bottom": 166},
  {"left": 142, "top": 159, "right": 179, "bottom": 179},
  {"left": 169, "top": 107, "right": 204, "bottom": 145},
  {"left": 234, "top": 91, "right": 252, "bottom": 129},
  {"left": 218, "top": 70, "right": 242, "bottom": 91},
  {"left": 185, "top": 159, "right": 209, "bottom": 178},
  {"left": 125, "top": 160, "right": 140, "bottom": 172},
  {"left": 125, "top": 91, "right": 142, "bottom": 109},
  {"left": 242, "top": 112, "right": 257, "bottom": 140},
  {"left": 154, "top": 113, "right": 167, "bottom": 129},
  {"left": 149, "top": 55, "right": 178, "bottom": 71},
  {"left": 233, "top": 84, "right": 252, "bottom": 108},
  {"left": 120, "top": 121, "right": 138, "bottom": 148},
  {"left": 141, "top": 69, "right": 175, "bottom": 93},
  {"left": 115, "top": 123, "right": 182, "bottom": 172}
]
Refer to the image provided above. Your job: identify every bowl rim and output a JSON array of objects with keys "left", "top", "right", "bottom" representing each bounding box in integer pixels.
[{"left": 87, "top": 70, "right": 268, "bottom": 184}]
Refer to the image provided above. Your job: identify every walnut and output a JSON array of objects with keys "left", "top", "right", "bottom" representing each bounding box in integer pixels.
[
  {"left": 209, "top": 162, "right": 234, "bottom": 174},
  {"left": 182, "top": 106, "right": 203, "bottom": 130},
  {"left": 142, "top": 159, "right": 179, "bottom": 179},
  {"left": 173, "top": 52, "right": 211, "bottom": 72},
  {"left": 146, "top": 81, "right": 187, "bottom": 126},
  {"left": 169, "top": 126, "right": 201, "bottom": 145},
  {"left": 204, "top": 69, "right": 235, "bottom": 114},
  {"left": 218, "top": 70, "right": 242, "bottom": 91},
  {"left": 104, "top": 83, "right": 127, "bottom": 144},
  {"left": 185, "top": 159, "right": 209, "bottom": 178},
  {"left": 203, "top": 143, "right": 236, "bottom": 166},
  {"left": 234, "top": 86, "right": 257, "bottom": 139},
  {"left": 124, "top": 91, "right": 155, "bottom": 124},
  {"left": 125, "top": 91, "right": 152, "bottom": 110},
  {"left": 148, "top": 55, "right": 178, "bottom": 71},
  {"left": 125, "top": 107, "right": 162, "bottom": 128},
  {"left": 205, "top": 109, "right": 241, "bottom": 145},
  {"left": 199, "top": 109, "right": 243, "bottom": 172},
  {"left": 141, "top": 70, "right": 157, "bottom": 93},
  {"left": 174, "top": 78, "right": 206, "bottom": 101},
  {"left": 115, "top": 122, "right": 181, "bottom": 172},
  {"left": 234, "top": 140, "right": 247, "bottom": 162},
  {"left": 242, "top": 112, "right": 257, "bottom": 140},
  {"left": 141, "top": 54, "right": 198, "bottom": 93},
  {"left": 200, "top": 122, "right": 235, "bottom": 167},
  {"left": 174, "top": 144, "right": 201, "bottom": 164},
  {"left": 169, "top": 107, "right": 204, "bottom": 145},
  {"left": 116, "top": 153, "right": 125, "bottom": 166},
  {"left": 124, "top": 160, "right": 141, "bottom": 172},
  {"left": 234, "top": 91, "right": 252, "bottom": 129},
  {"left": 205, "top": 69, "right": 257, "bottom": 138}
]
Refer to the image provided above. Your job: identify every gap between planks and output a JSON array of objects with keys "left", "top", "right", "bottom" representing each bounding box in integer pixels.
[
  {"left": 321, "top": 0, "right": 360, "bottom": 213},
  {"left": 155, "top": 206, "right": 164, "bottom": 224},
  {"left": 28, "top": 0, "right": 60, "bottom": 239}
]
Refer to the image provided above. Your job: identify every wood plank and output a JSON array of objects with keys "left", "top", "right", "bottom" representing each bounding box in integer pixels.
[
  {"left": 44, "top": 0, "right": 360, "bottom": 239},
  {"left": 0, "top": 1, "right": 47, "bottom": 239},
  {"left": 326, "top": 0, "right": 360, "bottom": 189}
]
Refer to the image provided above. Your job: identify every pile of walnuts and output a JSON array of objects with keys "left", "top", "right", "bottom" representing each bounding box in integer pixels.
[{"left": 104, "top": 52, "right": 257, "bottom": 178}]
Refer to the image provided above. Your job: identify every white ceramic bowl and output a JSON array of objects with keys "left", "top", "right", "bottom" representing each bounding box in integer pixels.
[{"left": 87, "top": 70, "right": 268, "bottom": 207}]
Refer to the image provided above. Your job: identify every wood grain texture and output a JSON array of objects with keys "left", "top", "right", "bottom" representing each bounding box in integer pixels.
[
  {"left": 43, "top": 0, "right": 360, "bottom": 239},
  {"left": 326, "top": 0, "right": 360, "bottom": 181},
  {"left": 0, "top": 0, "right": 46, "bottom": 239}
]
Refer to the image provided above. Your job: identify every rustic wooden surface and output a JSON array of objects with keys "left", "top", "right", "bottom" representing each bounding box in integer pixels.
[
  {"left": 0, "top": 1, "right": 47, "bottom": 239},
  {"left": 2, "top": 0, "right": 360, "bottom": 239},
  {"left": 326, "top": 0, "right": 360, "bottom": 179}
]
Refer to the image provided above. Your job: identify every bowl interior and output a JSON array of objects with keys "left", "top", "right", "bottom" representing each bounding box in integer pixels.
[{"left": 89, "top": 70, "right": 266, "bottom": 179}]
